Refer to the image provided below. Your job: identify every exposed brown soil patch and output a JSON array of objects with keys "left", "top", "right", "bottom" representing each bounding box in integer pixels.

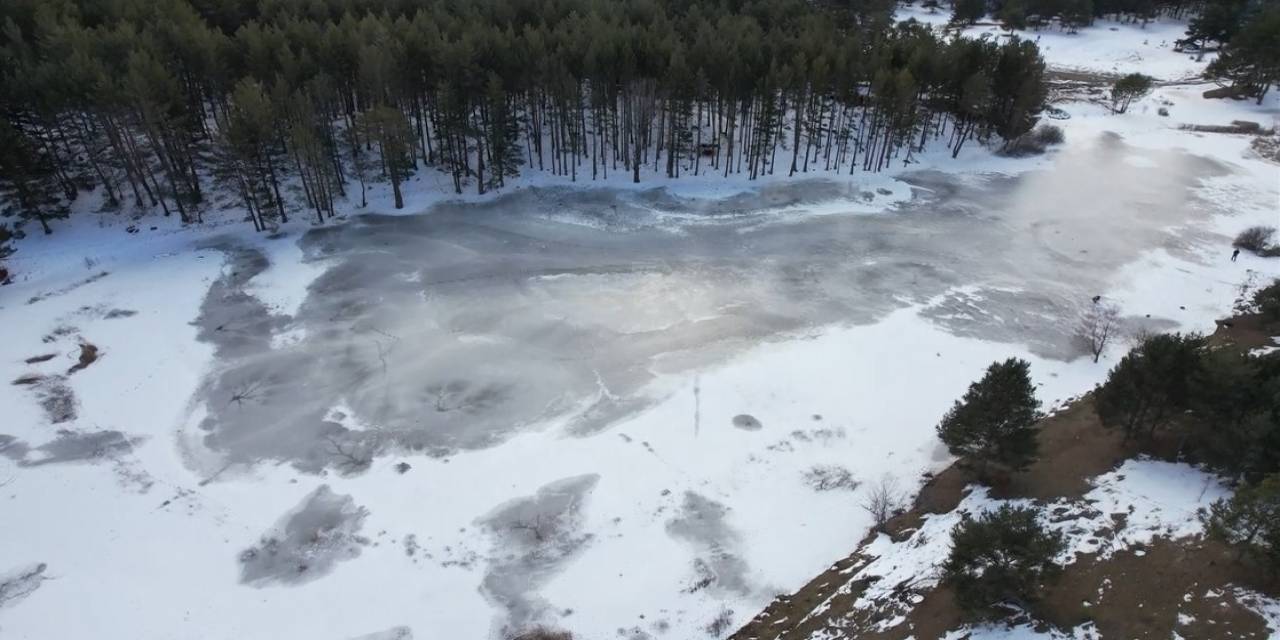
[
  {"left": 995, "top": 396, "right": 1127, "bottom": 502},
  {"left": 1042, "top": 538, "right": 1276, "bottom": 639},
  {"left": 732, "top": 312, "right": 1280, "bottom": 640},
  {"left": 1210, "top": 313, "right": 1275, "bottom": 351},
  {"left": 67, "top": 342, "right": 100, "bottom": 375}
]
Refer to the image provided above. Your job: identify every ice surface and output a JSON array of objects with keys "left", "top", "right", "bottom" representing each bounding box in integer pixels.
[{"left": 189, "top": 134, "right": 1233, "bottom": 479}]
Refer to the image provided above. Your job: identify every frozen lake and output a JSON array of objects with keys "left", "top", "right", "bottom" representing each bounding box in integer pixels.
[
  {"left": 2, "top": 113, "right": 1278, "bottom": 639},
  {"left": 195, "top": 133, "right": 1226, "bottom": 474}
]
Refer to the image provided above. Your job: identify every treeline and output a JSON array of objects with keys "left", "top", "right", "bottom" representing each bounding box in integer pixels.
[{"left": 0, "top": 0, "right": 1048, "bottom": 236}]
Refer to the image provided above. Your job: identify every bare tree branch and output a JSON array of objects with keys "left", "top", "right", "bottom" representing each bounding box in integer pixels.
[
  {"left": 322, "top": 434, "right": 371, "bottom": 473},
  {"left": 227, "top": 380, "right": 264, "bottom": 407},
  {"left": 862, "top": 474, "right": 904, "bottom": 532},
  {"left": 1078, "top": 301, "right": 1121, "bottom": 363}
]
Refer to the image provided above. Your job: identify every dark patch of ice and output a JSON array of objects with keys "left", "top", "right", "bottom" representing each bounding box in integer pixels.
[
  {"left": 22, "top": 429, "right": 140, "bottom": 467},
  {"left": 666, "top": 492, "right": 750, "bottom": 596},
  {"left": 477, "top": 474, "right": 600, "bottom": 633},
  {"left": 239, "top": 485, "right": 369, "bottom": 586}
]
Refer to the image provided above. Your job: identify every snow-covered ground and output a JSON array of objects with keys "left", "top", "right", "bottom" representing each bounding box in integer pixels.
[
  {"left": 1, "top": 10, "right": 1279, "bottom": 640},
  {"left": 842, "top": 459, "right": 1231, "bottom": 612},
  {"left": 898, "top": 3, "right": 1212, "bottom": 81},
  {"left": 810, "top": 458, "right": 1230, "bottom": 640}
]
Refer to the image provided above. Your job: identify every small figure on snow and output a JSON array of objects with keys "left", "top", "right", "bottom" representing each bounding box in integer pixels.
[
  {"left": 1232, "top": 248, "right": 1241, "bottom": 262},
  {"left": 1091, "top": 295, "right": 1101, "bottom": 304}
]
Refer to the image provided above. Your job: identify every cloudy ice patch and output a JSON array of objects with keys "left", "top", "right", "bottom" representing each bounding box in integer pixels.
[
  {"left": 239, "top": 485, "right": 369, "bottom": 586},
  {"left": 11, "top": 374, "right": 78, "bottom": 424},
  {"left": 18, "top": 429, "right": 140, "bottom": 467},
  {"left": 477, "top": 474, "right": 600, "bottom": 632},
  {"left": 666, "top": 492, "right": 751, "bottom": 596},
  {"left": 0, "top": 430, "right": 151, "bottom": 492}
]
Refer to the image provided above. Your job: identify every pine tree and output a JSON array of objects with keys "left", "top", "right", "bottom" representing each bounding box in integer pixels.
[
  {"left": 999, "top": 0, "right": 1029, "bottom": 32},
  {"left": 1206, "top": 6, "right": 1280, "bottom": 104},
  {"left": 936, "top": 358, "right": 1042, "bottom": 481},
  {"left": 483, "top": 73, "right": 522, "bottom": 190},
  {"left": 1183, "top": 0, "right": 1247, "bottom": 49},
  {"left": 225, "top": 79, "right": 288, "bottom": 226},
  {"left": 952, "top": 0, "right": 988, "bottom": 25},
  {"left": 1062, "top": 0, "right": 1094, "bottom": 33},
  {"left": 943, "top": 505, "right": 1064, "bottom": 617},
  {"left": 358, "top": 106, "right": 413, "bottom": 209},
  {"left": 1110, "top": 73, "right": 1153, "bottom": 113},
  {"left": 0, "top": 119, "right": 69, "bottom": 235},
  {"left": 1095, "top": 333, "right": 1206, "bottom": 443},
  {"left": 1203, "top": 473, "right": 1280, "bottom": 568}
]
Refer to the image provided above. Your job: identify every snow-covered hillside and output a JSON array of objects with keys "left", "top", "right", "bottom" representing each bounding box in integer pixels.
[{"left": 2, "top": 7, "right": 1279, "bottom": 640}]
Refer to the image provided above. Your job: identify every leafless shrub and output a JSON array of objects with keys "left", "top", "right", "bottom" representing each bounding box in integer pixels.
[
  {"left": 322, "top": 434, "right": 372, "bottom": 473},
  {"left": 1078, "top": 302, "right": 1121, "bottom": 363},
  {"left": 227, "top": 380, "right": 264, "bottom": 407},
  {"left": 862, "top": 474, "right": 904, "bottom": 532},
  {"left": 511, "top": 514, "right": 555, "bottom": 544},
  {"left": 1235, "top": 226, "right": 1277, "bottom": 254}
]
